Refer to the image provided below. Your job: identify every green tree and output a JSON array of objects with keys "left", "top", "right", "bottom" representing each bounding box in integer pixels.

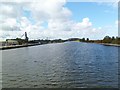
[
  {"left": 112, "top": 36, "right": 115, "bottom": 40},
  {"left": 86, "top": 38, "right": 89, "bottom": 42},
  {"left": 102, "top": 36, "right": 112, "bottom": 43},
  {"left": 115, "top": 37, "right": 120, "bottom": 44},
  {"left": 81, "top": 38, "right": 85, "bottom": 42}
]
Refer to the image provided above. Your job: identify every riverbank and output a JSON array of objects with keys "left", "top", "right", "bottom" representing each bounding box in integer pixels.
[
  {"left": 0, "top": 43, "right": 41, "bottom": 50},
  {"left": 0, "top": 42, "right": 120, "bottom": 50},
  {"left": 0, "top": 42, "right": 64, "bottom": 50},
  {"left": 98, "top": 43, "right": 120, "bottom": 47}
]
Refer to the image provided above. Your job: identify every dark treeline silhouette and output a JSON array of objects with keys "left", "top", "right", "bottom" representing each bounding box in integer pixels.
[
  {"left": 28, "top": 36, "right": 120, "bottom": 45},
  {"left": 88, "top": 36, "right": 120, "bottom": 44},
  {"left": 66, "top": 36, "right": 120, "bottom": 44},
  {"left": 102, "top": 36, "right": 120, "bottom": 44},
  {"left": 28, "top": 39, "right": 66, "bottom": 44},
  {"left": 15, "top": 38, "right": 27, "bottom": 45}
]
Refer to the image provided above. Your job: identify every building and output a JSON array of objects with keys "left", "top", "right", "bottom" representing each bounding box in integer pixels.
[
  {"left": 0, "top": 41, "right": 7, "bottom": 46},
  {"left": 0, "top": 32, "right": 29, "bottom": 46},
  {"left": 6, "top": 39, "right": 19, "bottom": 45}
]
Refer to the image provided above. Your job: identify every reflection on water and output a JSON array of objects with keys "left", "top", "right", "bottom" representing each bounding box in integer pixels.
[{"left": 2, "top": 42, "right": 119, "bottom": 88}]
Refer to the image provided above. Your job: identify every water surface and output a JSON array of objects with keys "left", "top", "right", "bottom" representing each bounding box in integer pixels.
[{"left": 2, "top": 42, "right": 119, "bottom": 88}]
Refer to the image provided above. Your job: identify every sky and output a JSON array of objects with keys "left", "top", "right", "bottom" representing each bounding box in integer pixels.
[{"left": 0, "top": 0, "right": 119, "bottom": 40}]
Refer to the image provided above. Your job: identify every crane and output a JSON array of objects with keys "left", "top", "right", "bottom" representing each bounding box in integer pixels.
[{"left": 20, "top": 34, "right": 24, "bottom": 39}]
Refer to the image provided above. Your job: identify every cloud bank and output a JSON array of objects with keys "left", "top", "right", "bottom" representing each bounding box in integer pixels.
[{"left": 0, "top": 0, "right": 118, "bottom": 40}]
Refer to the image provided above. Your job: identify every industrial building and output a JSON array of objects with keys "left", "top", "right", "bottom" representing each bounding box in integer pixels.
[{"left": 1, "top": 32, "right": 29, "bottom": 46}]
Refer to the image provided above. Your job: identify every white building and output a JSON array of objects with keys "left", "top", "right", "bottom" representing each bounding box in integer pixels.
[{"left": 6, "top": 39, "right": 19, "bottom": 45}]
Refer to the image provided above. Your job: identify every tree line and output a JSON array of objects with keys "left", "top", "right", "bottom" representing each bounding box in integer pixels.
[
  {"left": 63, "top": 36, "right": 120, "bottom": 44},
  {"left": 83, "top": 36, "right": 120, "bottom": 44},
  {"left": 27, "top": 36, "right": 120, "bottom": 45}
]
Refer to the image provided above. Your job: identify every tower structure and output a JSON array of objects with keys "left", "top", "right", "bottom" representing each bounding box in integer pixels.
[{"left": 25, "top": 32, "right": 29, "bottom": 42}]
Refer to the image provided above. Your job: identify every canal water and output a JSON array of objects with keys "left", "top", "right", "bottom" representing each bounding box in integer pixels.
[{"left": 2, "top": 42, "right": 119, "bottom": 88}]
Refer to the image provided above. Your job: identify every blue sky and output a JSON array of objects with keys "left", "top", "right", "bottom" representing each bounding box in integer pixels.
[
  {"left": 23, "top": 2, "right": 118, "bottom": 29},
  {"left": 65, "top": 2, "right": 118, "bottom": 28},
  {"left": 0, "top": 0, "right": 118, "bottom": 40}
]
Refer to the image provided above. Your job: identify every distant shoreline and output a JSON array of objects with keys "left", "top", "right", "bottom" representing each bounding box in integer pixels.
[
  {"left": 0, "top": 42, "right": 120, "bottom": 50},
  {"left": 98, "top": 43, "right": 120, "bottom": 47}
]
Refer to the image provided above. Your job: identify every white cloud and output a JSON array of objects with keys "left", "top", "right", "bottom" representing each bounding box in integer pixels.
[
  {"left": 0, "top": 18, "right": 21, "bottom": 31},
  {"left": 0, "top": 0, "right": 118, "bottom": 40},
  {"left": 73, "top": 18, "right": 92, "bottom": 30},
  {"left": 27, "top": 0, "right": 69, "bottom": 21}
]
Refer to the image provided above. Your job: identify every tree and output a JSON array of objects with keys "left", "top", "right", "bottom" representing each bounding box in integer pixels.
[
  {"left": 86, "top": 38, "right": 89, "bottom": 42},
  {"left": 81, "top": 38, "right": 85, "bottom": 42},
  {"left": 112, "top": 36, "right": 115, "bottom": 40},
  {"left": 115, "top": 37, "right": 120, "bottom": 44},
  {"left": 102, "top": 36, "right": 112, "bottom": 43}
]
